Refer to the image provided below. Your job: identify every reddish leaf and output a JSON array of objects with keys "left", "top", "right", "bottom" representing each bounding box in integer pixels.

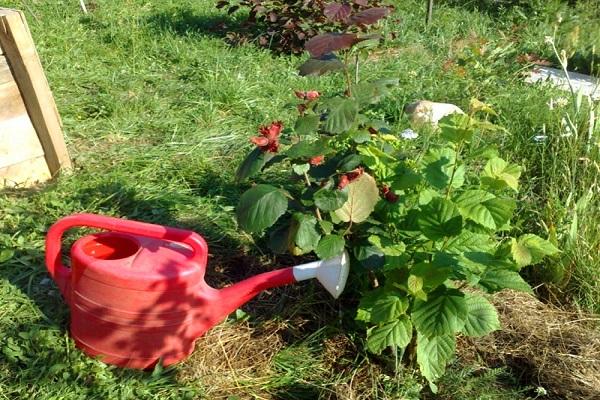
[
  {"left": 324, "top": 3, "right": 352, "bottom": 22},
  {"left": 298, "top": 53, "right": 345, "bottom": 76},
  {"left": 305, "top": 33, "right": 358, "bottom": 57},
  {"left": 350, "top": 7, "right": 391, "bottom": 25},
  {"left": 354, "top": 0, "right": 368, "bottom": 5}
]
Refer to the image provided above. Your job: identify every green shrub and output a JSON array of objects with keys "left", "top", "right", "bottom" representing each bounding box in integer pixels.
[{"left": 233, "top": 7, "right": 559, "bottom": 390}]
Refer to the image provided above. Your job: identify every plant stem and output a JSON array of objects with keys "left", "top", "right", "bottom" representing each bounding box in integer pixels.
[
  {"left": 354, "top": 54, "right": 359, "bottom": 84},
  {"left": 344, "top": 52, "right": 352, "bottom": 96},
  {"left": 445, "top": 142, "right": 464, "bottom": 199},
  {"left": 302, "top": 171, "right": 311, "bottom": 187},
  {"left": 426, "top": 0, "right": 434, "bottom": 26}
]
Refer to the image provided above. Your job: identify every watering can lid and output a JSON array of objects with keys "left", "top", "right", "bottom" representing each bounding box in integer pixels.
[{"left": 71, "top": 232, "right": 207, "bottom": 291}]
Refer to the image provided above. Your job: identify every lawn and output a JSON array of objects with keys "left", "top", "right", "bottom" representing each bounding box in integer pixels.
[{"left": 1, "top": 0, "right": 599, "bottom": 398}]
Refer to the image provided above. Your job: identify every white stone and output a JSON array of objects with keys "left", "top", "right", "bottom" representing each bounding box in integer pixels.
[
  {"left": 526, "top": 66, "right": 599, "bottom": 101},
  {"left": 404, "top": 100, "right": 464, "bottom": 125}
]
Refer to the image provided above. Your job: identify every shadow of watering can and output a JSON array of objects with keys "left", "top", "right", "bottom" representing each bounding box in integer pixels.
[{"left": 45, "top": 214, "right": 349, "bottom": 369}]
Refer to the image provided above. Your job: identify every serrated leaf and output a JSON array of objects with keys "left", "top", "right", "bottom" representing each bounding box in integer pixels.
[
  {"left": 455, "top": 191, "right": 515, "bottom": 230},
  {"left": 511, "top": 234, "right": 560, "bottom": 267},
  {"left": 439, "top": 113, "right": 474, "bottom": 143},
  {"left": 351, "top": 78, "right": 398, "bottom": 106},
  {"left": 314, "top": 188, "right": 348, "bottom": 212},
  {"left": 324, "top": 2, "right": 351, "bottom": 21},
  {"left": 305, "top": 33, "right": 358, "bottom": 58},
  {"left": 354, "top": 245, "right": 385, "bottom": 269},
  {"left": 412, "top": 287, "right": 467, "bottom": 337},
  {"left": 371, "top": 294, "right": 409, "bottom": 323},
  {"left": 319, "top": 219, "right": 334, "bottom": 234},
  {"left": 268, "top": 224, "right": 292, "bottom": 254},
  {"left": 334, "top": 173, "right": 379, "bottom": 223},
  {"left": 323, "top": 97, "right": 359, "bottom": 134},
  {"left": 478, "top": 267, "right": 532, "bottom": 293},
  {"left": 392, "top": 166, "right": 421, "bottom": 190},
  {"left": 337, "top": 154, "right": 362, "bottom": 172},
  {"left": 444, "top": 231, "right": 494, "bottom": 254},
  {"left": 461, "top": 294, "right": 500, "bottom": 337},
  {"left": 350, "top": 7, "right": 391, "bottom": 25},
  {"left": 356, "top": 288, "right": 384, "bottom": 322},
  {"left": 292, "top": 213, "right": 321, "bottom": 252},
  {"left": 407, "top": 275, "right": 424, "bottom": 294},
  {"left": 481, "top": 157, "right": 521, "bottom": 192},
  {"left": 367, "top": 316, "right": 412, "bottom": 354},
  {"left": 316, "top": 234, "right": 345, "bottom": 259},
  {"left": 417, "top": 333, "right": 455, "bottom": 384},
  {"left": 299, "top": 53, "right": 345, "bottom": 76},
  {"left": 286, "top": 138, "right": 332, "bottom": 159},
  {"left": 418, "top": 198, "right": 463, "bottom": 241},
  {"left": 411, "top": 262, "right": 451, "bottom": 290},
  {"left": 237, "top": 185, "right": 288, "bottom": 233},
  {"left": 423, "top": 147, "right": 464, "bottom": 190},
  {"left": 294, "top": 114, "right": 320, "bottom": 136},
  {"left": 236, "top": 148, "right": 273, "bottom": 182},
  {"left": 292, "top": 163, "right": 310, "bottom": 175}
]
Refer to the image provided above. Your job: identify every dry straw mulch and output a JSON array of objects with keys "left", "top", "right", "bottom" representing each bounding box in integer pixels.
[{"left": 459, "top": 290, "right": 600, "bottom": 400}]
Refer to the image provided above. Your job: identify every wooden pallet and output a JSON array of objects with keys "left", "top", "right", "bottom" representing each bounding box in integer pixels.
[{"left": 0, "top": 8, "right": 71, "bottom": 188}]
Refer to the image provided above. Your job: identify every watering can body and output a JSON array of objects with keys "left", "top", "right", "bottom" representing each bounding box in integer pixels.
[{"left": 45, "top": 214, "right": 348, "bottom": 369}]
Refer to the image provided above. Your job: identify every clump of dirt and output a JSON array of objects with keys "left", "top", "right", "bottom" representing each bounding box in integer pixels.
[
  {"left": 458, "top": 290, "right": 600, "bottom": 400},
  {"left": 177, "top": 320, "right": 286, "bottom": 399}
]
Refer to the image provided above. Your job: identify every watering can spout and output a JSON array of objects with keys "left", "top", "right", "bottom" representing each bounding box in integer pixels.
[{"left": 215, "top": 251, "right": 350, "bottom": 317}]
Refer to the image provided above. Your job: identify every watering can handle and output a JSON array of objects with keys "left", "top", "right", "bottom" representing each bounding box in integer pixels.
[{"left": 45, "top": 213, "right": 208, "bottom": 292}]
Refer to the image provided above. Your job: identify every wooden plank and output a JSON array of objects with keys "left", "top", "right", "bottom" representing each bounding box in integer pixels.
[
  {"left": 0, "top": 154, "right": 51, "bottom": 188},
  {"left": 0, "top": 80, "right": 28, "bottom": 120},
  {"left": 0, "top": 113, "right": 44, "bottom": 169},
  {"left": 0, "top": 55, "right": 11, "bottom": 84},
  {"left": 0, "top": 8, "right": 71, "bottom": 176}
]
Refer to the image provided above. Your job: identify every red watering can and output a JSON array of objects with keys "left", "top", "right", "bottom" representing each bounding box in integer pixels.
[{"left": 45, "top": 214, "right": 349, "bottom": 369}]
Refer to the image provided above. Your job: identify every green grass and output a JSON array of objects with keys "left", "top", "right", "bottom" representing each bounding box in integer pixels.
[{"left": 1, "top": 0, "right": 599, "bottom": 398}]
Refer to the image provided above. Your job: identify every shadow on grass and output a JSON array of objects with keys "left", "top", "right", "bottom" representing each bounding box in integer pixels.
[{"left": 144, "top": 7, "right": 258, "bottom": 42}]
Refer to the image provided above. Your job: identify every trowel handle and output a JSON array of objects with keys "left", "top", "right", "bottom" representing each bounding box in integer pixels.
[{"left": 46, "top": 213, "right": 208, "bottom": 285}]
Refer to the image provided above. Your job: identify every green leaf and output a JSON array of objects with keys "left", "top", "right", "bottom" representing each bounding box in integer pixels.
[
  {"left": 286, "top": 139, "right": 331, "bottom": 159},
  {"left": 417, "top": 333, "right": 455, "bottom": 385},
  {"left": 292, "top": 213, "right": 321, "bottom": 252},
  {"left": 367, "top": 235, "right": 405, "bottom": 256},
  {"left": 370, "top": 294, "right": 409, "bottom": 323},
  {"left": 334, "top": 173, "right": 379, "bottom": 223},
  {"left": 478, "top": 267, "right": 532, "bottom": 293},
  {"left": 455, "top": 191, "right": 515, "bottom": 230},
  {"left": 356, "top": 288, "right": 384, "bottom": 322},
  {"left": 444, "top": 231, "right": 494, "bottom": 254},
  {"left": 318, "top": 219, "right": 334, "bottom": 234},
  {"left": 323, "top": 97, "right": 359, "bottom": 134},
  {"left": 418, "top": 198, "right": 463, "bottom": 241},
  {"left": 511, "top": 234, "right": 560, "bottom": 267},
  {"left": 0, "top": 249, "right": 14, "bottom": 263},
  {"left": 354, "top": 245, "right": 385, "bottom": 269},
  {"left": 423, "top": 147, "right": 464, "bottom": 190},
  {"left": 268, "top": 224, "right": 292, "bottom": 254},
  {"left": 314, "top": 188, "right": 348, "bottom": 212},
  {"left": 237, "top": 185, "right": 288, "bottom": 233},
  {"left": 316, "top": 234, "right": 345, "bottom": 259},
  {"left": 392, "top": 166, "right": 421, "bottom": 190},
  {"left": 337, "top": 154, "right": 362, "bottom": 172},
  {"left": 235, "top": 148, "right": 273, "bottom": 182},
  {"left": 461, "top": 294, "right": 500, "bottom": 337},
  {"left": 367, "top": 316, "right": 412, "bottom": 354},
  {"left": 412, "top": 287, "right": 467, "bottom": 337},
  {"left": 481, "top": 157, "right": 521, "bottom": 192},
  {"left": 294, "top": 114, "right": 320, "bottom": 136},
  {"left": 411, "top": 262, "right": 452, "bottom": 290},
  {"left": 292, "top": 163, "right": 310, "bottom": 175},
  {"left": 351, "top": 78, "right": 398, "bottom": 106},
  {"left": 439, "top": 114, "right": 474, "bottom": 143},
  {"left": 298, "top": 53, "right": 345, "bottom": 76}
]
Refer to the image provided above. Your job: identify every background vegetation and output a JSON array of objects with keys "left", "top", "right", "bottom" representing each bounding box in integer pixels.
[{"left": 0, "top": 0, "right": 598, "bottom": 398}]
